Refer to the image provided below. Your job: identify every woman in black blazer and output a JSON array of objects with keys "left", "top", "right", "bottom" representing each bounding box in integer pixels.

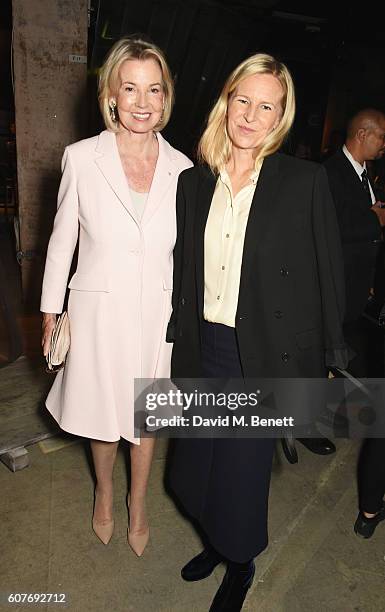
[{"left": 167, "top": 53, "right": 347, "bottom": 611}]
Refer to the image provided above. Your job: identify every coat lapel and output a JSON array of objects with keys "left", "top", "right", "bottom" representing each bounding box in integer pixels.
[
  {"left": 94, "top": 130, "right": 139, "bottom": 224},
  {"left": 195, "top": 166, "right": 217, "bottom": 319},
  {"left": 239, "top": 153, "right": 282, "bottom": 286},
  {"left": 141, "top": 132, "right": 177, "bottom": 226}
]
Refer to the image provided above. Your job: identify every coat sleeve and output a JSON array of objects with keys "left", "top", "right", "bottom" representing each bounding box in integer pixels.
[
  {"left": 40, "top": 147, "right": 79, "bottom": 314},
  {"left": 324, "top": 163, "right": 381, "bottom": 244},
  {"left": 312, "top": 166, "right": 349, "bottom": 368},
  {"left": 166, "top": 172, "right": 187, "bottom": 342}
]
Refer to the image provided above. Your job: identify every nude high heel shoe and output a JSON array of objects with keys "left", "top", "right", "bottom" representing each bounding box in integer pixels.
[
  {"left": 92, "top": 488, "right": 114, "bottom": 545},
  {"left": 127, "top": 494, "right": 150, "bottom": 556},
  {"left": 92, "top": 517, "right": 115, "bottom": 545},
  {"left": 127, "top": 526, "right": 150, "bottom": 557}
]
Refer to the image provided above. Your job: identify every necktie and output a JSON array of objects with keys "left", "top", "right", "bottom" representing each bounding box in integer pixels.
[{"left": 361, "top": 169, "right": 373, "bottom": 207}]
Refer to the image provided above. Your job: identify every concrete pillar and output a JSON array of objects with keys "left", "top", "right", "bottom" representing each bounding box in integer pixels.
[{"left": 12, "top": 0, "right": 88, "bottom": 307}]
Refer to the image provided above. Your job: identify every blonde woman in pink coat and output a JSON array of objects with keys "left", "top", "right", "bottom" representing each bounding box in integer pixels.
[{"left": 40, "top": 37, "right": 192, "bottom": 554}]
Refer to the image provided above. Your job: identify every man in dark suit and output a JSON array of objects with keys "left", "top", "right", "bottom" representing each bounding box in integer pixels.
[
  {"left": 324, "top": 108, "right": 385, "bottom": 371},
  {"left": 324, "top": 108, "right": 385, "bottom": 539}
]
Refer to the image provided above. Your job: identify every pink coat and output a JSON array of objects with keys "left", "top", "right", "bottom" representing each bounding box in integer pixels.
[{"left": 41, "top": 130, "right": 192, "bottom": 443}]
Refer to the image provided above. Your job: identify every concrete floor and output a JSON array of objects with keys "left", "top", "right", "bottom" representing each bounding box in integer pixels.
[{"left": 1, "top": 432, "right": 385, "bottom": 612}]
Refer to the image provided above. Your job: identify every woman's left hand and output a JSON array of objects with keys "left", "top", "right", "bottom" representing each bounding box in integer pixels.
[{"left": 41, "top": 313, "right": 57, "bottom": 357}]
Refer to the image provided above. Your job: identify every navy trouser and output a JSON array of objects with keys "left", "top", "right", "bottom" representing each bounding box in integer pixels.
[{"left": 169, "top": 321, "right": 275, "bottom": 563}]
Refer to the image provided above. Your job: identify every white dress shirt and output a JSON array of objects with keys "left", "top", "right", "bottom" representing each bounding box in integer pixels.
[{"left": 342, "top": 145, "right": 376, "bottom": 204}]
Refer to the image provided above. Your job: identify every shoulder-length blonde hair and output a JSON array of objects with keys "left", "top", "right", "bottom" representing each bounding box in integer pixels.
[
  {"left": 98, "top": 36, "right": 174, "bottom": 132},
  {"left": 198, "top": 53, "right": 296, "bottom": 173}
]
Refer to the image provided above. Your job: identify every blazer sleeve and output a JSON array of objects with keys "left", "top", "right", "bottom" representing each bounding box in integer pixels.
[
  {"left": 325, "top": 164, "right": 381, "bottom": 244},
  {"left": 166, "top": 173, "right": 187, "bottom": 342},
  {"left": 40, "top": 147, "right": 79, "bottom": 314},
  {"left": 312, "top": 166, "right": 349, "bottom": 369}
]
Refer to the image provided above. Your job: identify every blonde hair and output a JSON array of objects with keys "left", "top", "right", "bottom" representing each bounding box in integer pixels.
[
  {"left": 98, "top": 36, "right": 174, "bottom": 132},
  {"left": 198, "top": 53, "right": 296, "bottom": 173}
]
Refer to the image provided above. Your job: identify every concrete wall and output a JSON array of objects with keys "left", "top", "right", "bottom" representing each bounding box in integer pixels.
[{"left": 12, "top": 0, "right": 88, "bottom": 308}]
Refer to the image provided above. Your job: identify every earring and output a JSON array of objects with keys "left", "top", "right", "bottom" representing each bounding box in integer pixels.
[{"left": 109, "top": 101, "right": 117, "bottom": 123}]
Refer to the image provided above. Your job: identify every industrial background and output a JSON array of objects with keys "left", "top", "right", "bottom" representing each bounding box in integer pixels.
[
  {"left": 1, "top": 0, "right": 384, "bottom": 322},
  {"left": 1, "top": 4, "right": 385, "bottom": 611}
]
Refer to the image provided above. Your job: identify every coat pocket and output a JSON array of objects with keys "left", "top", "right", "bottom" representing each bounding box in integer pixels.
[
  {"left": 295, "top": 328, "right": 323, "bottom": 349},
  {"left": 68, "top": 272, "right": 110, "bottom": 292}
]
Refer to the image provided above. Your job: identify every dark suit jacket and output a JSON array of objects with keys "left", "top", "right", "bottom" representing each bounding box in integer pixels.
[
  {"left": 324, "top": 149, "right": 382, "bottom": 322},
  {"left": 167, "top": 152, "right": 348, "bottom": 379}
]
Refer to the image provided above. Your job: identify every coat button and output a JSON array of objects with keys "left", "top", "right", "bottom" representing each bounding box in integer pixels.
[
  {"left": 181, "top": 297, "right": 186, "bottom": 306},
  {"left": 280, "top": 268, "right": 288, "bottom": 277},
  {"left": 281, "top": 352, "right": 290, "bottom": 362},
  {"left": 274, "top": 310, "right": 283, "bottom": 319}
]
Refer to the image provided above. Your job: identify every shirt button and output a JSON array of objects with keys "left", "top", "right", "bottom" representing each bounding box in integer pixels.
[
  {"left": 226, "top": 234, "right": 230, "bottom": 238},
  {"left": 281, "top": 352, "right": 290, "bottom": 362},
  {"left": 222, "top": 266, "right": 225, "bottom": 270},
  {"left": 217, "top": 295, "right": 220, "bottom": 300},
  {"left": 274, "top": 310, "right": 283, "bottom": 319},
  {"left": 280, "top": 268, "right": 288, "bottom": 277}
]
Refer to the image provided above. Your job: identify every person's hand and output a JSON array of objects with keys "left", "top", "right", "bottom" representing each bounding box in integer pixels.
[
  {"left": 42, "top": 313, "right": 57, "bottom": 357},
  {"left": 370, "top": 201, "right": 385, "bottom": 226}
]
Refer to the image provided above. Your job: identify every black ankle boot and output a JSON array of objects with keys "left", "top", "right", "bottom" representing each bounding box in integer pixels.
[
  {"left": 209, "top": 560, "right": 255, "bottom": 611},
  {"left": 181, "top": 547, "right": 223, "bottom": 582}
]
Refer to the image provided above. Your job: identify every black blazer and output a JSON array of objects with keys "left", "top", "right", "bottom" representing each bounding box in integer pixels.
[
  {"left": 324, "top": 149, "right": 382, "bottom": 322},
  {"left": 167, "top": 152, "right": 347, "bottom": 379}
]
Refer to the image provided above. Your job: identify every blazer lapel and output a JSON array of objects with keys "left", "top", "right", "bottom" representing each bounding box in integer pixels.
[
  {"left": 195, "top": 166, "right": 217, "bottom": 319},
  {"left": 94, "top": 130, "right": 139, "bottom": 224},
  {"left": 141, "top": 132, "right": 177, "bottom": 226},
  {"left": 239, "top": 153, "right": 282, "bottom": 286}
]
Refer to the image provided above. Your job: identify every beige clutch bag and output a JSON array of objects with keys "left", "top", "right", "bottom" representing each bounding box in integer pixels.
[{"left": 46, "top": 311, "right": 70, "bottom": 372}]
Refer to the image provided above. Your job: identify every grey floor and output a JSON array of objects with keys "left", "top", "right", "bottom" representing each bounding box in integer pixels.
[{"left": 1, "top": 416, "right": 385, "bottom": 611}]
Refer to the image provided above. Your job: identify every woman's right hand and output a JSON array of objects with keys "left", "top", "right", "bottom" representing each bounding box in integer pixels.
[{"left": 42, "top": 313, "right": 57, "bottom": 357}]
